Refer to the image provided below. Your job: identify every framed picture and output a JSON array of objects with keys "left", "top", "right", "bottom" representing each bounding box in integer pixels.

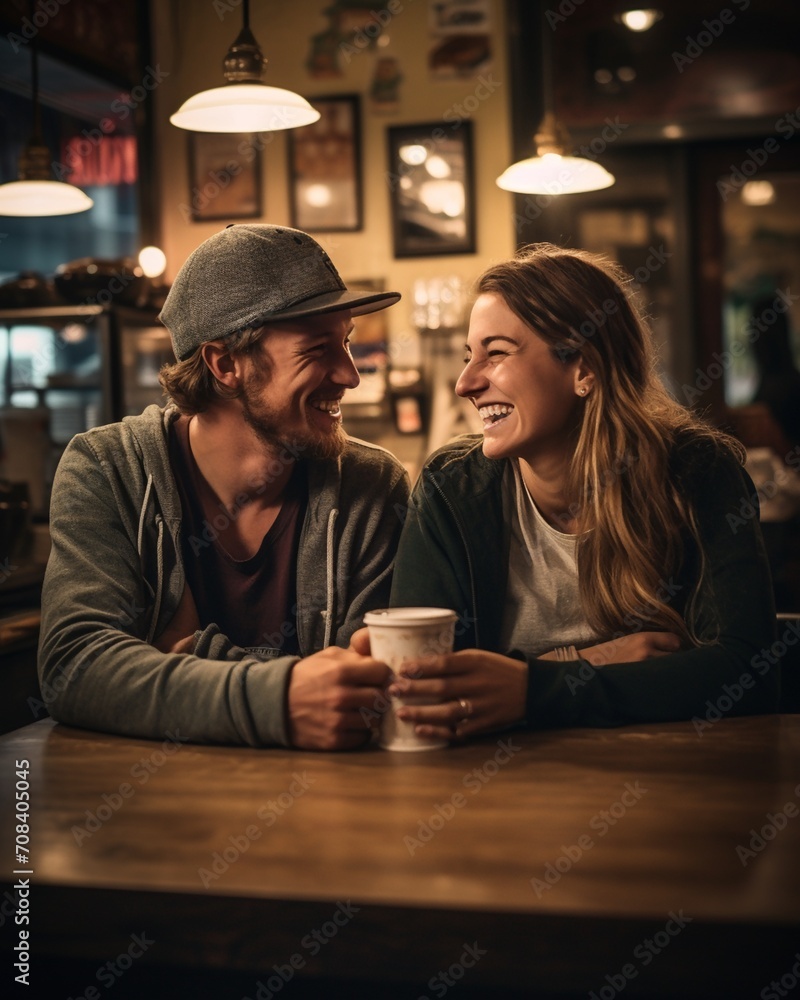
[
  {"left": 387, "top": 120, "right": 476, "bottom": 257},
  {"left": 288, "top": 95, "right": 363, "bottom": 232},
  {"left": 187, "top": 132, "right": 262, "bottom": 222}
]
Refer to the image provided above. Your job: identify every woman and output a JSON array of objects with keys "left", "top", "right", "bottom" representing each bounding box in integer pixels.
[{"left": 381, "top": 243, "right": 779, "bottom": 741}]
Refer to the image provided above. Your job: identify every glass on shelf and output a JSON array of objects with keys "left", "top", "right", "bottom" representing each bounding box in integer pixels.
[
  {"left": 412, "top": 276, "right": 466, "bottom": 331},
  {"left": 0, "top": 308, "right": 117, "bottom": 518}
]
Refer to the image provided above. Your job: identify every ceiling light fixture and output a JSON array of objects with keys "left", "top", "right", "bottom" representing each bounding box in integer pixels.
[
  {"left": 170, "top": 0, "right": 320, "bottom": 133},
  {"left": 496, "top": 2, "right": 614, "bottom": 196},
  {"left": 617, "top": 9, "right": 663, "bottom": 32},
  {"left": 0, "top": 4, "right": 93, "bottom": 217}
]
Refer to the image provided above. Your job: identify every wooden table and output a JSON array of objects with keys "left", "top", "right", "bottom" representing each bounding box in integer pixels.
[{"left": 1, "top": 716, "right": 799, "bottom": 998}]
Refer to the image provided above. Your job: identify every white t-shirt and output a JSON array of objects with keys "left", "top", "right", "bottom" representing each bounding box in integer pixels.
[{"left": 500, "top": 459, "right": 600, "bottom": 657}]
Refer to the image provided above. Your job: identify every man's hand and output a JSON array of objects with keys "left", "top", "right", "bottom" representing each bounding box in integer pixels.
[
  {"left": 287, "top": 646, "right": 392, "bottom": 750},
  {"left": 348, "top": 627, "right": 370, "bottom": 656},
  {"left": 153, "top": 585, "right": 201, "bottom": 654}
]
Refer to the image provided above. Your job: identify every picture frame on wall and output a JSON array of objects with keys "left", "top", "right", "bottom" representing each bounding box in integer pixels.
[
  {"left": 287, "top": 95, "right": 363, "bottom": 232},
  {"left": 187, "top": 132, "right": 262, "bottom": 222},
  {"left": 387, "top": 120, "right": 476, "bottom": 257}
]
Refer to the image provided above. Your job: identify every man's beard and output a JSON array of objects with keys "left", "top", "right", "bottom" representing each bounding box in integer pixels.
[{"left": 239, "top": 368, "right": 347, "bottom": 461}]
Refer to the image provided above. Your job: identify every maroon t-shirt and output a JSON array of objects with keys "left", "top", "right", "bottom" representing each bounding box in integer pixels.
[{"left": 169, "top": 416, "right": 306, "bottom": 657}]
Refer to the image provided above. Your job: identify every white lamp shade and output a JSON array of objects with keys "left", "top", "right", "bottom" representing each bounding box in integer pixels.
[
  {"left": 496, "top": 153, "right": 615, "bottom": 195},
  {"left": 0, "top": 179, "right": 93, "bottom": 217},
  {"left": 170, "top": 83, "right": 321, "bottom": 133}
]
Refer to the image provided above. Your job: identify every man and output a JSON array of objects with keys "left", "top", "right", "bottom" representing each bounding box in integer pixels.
[{"left": 38, "top": 224, "right": 409, "bottom": 749}]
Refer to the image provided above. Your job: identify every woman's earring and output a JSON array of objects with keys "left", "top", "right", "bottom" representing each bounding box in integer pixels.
[{"left": 579, "top": 387, "right": 587, "bottom": 396}]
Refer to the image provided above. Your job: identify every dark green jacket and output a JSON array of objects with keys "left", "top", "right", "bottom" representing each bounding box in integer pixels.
[
  {"left": 390, "top": 434, "right": 779, "bottom": 729},
  {"left": 39, "top": 405, "right": 410, "bottom": 747}
]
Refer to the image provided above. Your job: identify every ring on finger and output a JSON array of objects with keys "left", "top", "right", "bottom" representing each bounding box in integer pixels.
[{"left": 457, "top": 697, "right": 473, "bottom": 722}]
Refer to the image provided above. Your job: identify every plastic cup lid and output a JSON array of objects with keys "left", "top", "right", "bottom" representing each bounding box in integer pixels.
[{"left": 363, "top": 607, "right": 458, "bottom": 627}]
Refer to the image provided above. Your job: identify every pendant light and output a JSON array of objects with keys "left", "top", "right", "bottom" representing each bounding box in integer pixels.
[
  {"left": 0, "top": 9, "right": 93, "bottom": 217},
  {"left": 617, "top": 9, "right": 662, "bottom": 32},
  {"left": 170, "top": 0, "right": 320, "bottom": 133},
  {"left": 496, "top": 2, "right": 614, "bottom": 196}
]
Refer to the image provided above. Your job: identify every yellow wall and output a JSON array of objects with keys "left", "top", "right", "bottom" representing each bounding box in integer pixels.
[{"left": 151, "top": 0, "right": 515, "bottom": 346}]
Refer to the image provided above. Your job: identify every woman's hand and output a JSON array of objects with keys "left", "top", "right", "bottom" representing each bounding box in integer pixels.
[
  {"left": 387, "top": 649, "right": 528, "bottom": 743},
  {"left": 350, "top": 629, "right": 527, "bottom": 741},
  {"left": 577, "top": 631, "right": 682, "bottom": 667}
]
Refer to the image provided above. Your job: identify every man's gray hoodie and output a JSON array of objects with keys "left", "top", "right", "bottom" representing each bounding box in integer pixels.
[{"left": 37, "top": 405, "right": 410, "bottom": 747}]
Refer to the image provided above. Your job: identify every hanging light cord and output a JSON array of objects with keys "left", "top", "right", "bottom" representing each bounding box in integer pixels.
[
  {"left": 17, "top": 0, "right": 53, "bottom": 181},
  {"left": 0, "top": 0, "right": 94, "bottom": 210},
  {"left": 539, "top": 0, "right": 554, "bottom": 119},
  {"left": 29, "top": 0, "right": 42, "bottom": 142},
  {"left": 495, "top": 0, "right": 615, "bottom": 192}
]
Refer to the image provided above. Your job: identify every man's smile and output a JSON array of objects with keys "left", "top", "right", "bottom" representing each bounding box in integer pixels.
[{"left": 309, "top": 397, "right": 343, "bottom": 420}]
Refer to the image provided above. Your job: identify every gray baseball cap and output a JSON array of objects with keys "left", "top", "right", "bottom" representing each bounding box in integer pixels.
[{"left": 159, "top": 224, "right": 401, "bottom": 360}]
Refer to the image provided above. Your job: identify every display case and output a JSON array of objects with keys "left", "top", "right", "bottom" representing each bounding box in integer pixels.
[{"left": 0, "top": 305, "right": 171, "bottom": 517}]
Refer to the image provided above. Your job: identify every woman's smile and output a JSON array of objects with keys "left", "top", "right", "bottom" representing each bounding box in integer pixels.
[{"left": 478, "top": 403, "right": 516, "bottom": 429}]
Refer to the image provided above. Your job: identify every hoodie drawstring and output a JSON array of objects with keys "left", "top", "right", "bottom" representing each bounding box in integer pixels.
[
  {"left": 137, "top": 474, "right": 153, "bottom": 558},
  {"left": 137, "top": 473, "right": 165, "bottom": 643},
  {"left": 323, "top": 508, "right": 338, "bottom": 648}
]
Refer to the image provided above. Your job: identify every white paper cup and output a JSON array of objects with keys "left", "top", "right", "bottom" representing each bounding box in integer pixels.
[{"left": 364, "top": 607, "right": 458, "bottom": 752}]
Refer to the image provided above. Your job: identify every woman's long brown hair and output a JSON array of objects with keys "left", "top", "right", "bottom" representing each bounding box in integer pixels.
[{"left": 476, "top": 243, "right": 742, "bottom": 645}]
